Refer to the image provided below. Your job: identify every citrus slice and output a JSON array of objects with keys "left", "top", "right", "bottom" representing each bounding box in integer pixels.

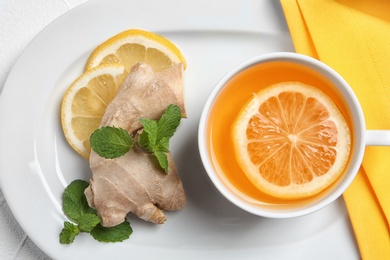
[
  {"left": 85, "top": 29, "right": 186, "bottom": 72},
  {"left": 61, "top": 63, "right": 127, "bottom": 159},
  {"left": 232, "top": 82, "right": 351, "bottom": 199}
]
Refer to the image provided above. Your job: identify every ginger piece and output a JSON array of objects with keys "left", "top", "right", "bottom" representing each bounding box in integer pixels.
[{"left": 85, "top": 63, "right": 186, "bottom": 227}]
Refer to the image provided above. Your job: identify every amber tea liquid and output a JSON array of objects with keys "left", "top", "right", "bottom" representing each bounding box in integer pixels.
[{"left": 206, "top": 61, "right": 354, "bottom": 205}]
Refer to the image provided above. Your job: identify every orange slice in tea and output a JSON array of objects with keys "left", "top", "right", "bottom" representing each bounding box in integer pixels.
[{"left": 232, "top": 82, "right": 351, "bottom": 199}]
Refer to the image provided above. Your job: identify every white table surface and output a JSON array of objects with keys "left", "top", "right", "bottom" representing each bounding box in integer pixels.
[{"left": 0, "top": 1, "right": 88, "bottom": 259}]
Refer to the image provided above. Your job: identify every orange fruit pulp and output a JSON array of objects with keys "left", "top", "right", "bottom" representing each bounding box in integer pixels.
[{"left": 206, "top": 61, "right": 353, "bottom": 203}]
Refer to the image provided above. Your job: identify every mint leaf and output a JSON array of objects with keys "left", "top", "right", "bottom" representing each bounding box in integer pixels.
[
  {"left": 154, "top": 151, "right": 169, "bottom": 173},
  {"left": 78, "top": 214, "right": 101, "bottom": 233},
  {"left": 90, "top": 221, "right": 133, "bottom": 243},
  {"left": 90, "top": 126, "right": 133, "bottom": 159},
  {"left": 63, "top": 180, "right": 95, "bottom": 222},
  {"left": 155, "top": 137, "right": 170, "bottom": 153},
  {"left": 156, "top": 104, "right": 182, "bottom": 141},
  {"left": 60, "top": 222, "right": 79, "bottom": 244},
  {"left": 139, "top": 118, "right": 158, "bottom": 151}
]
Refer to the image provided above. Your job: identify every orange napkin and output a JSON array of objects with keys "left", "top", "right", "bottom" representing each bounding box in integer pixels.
[{"left": 280, "top": 0, "right": 390, "bottom": 259}]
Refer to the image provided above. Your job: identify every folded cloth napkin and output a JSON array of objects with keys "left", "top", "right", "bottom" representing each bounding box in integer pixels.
[{"left": 280, "top": 0, "right": 390, "bottom": 259}]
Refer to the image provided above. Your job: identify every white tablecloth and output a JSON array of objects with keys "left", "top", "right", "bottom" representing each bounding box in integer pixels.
[{"left": 0, "top": 1, "right": 88, "bottom": 259}]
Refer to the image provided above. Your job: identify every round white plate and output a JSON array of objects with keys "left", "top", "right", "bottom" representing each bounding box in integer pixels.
[{"left": 0, "top": 0, "right": 359, "bottom": 259}]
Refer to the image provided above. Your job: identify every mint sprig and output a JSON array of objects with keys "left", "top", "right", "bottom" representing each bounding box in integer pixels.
[
  {"left": 90, "top": 104, "right": 182, "bottom": 173},
  {"left": 139, "top": 104, "right": 181, "bottom": 173},
  {"left": 60, "top": 180, "right": 132, "bottom": 244}
]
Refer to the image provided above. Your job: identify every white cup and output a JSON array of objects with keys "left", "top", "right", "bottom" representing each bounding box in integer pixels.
[{"left": 198, "top": 52, "right": 390, "bottom": 218}]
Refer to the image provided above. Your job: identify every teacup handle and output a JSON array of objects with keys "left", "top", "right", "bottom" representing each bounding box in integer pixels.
[{"left": 366, "top": 130, "right": 390, "bottom": 146}]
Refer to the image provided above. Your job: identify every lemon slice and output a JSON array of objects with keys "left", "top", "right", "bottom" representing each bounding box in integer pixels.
[
  {"left": 232, "top": 82, "right": 351, "bottom": 199},
  {"left": 61, "top": 63, "right": 127, "bottom": 158},
  {"left": 85, "top": 29, "right": 186, "bottom": 72}
]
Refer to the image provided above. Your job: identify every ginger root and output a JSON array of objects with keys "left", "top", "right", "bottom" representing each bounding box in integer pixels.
[{"left": 85, "top": 63, "right": 186, "bottom": 227}]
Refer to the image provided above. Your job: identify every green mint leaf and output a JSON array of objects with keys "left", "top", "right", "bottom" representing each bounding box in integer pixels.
[
  {"left": 154, "top": 151, "right": 169, "bottom": 174},
  {"left": 78, "top": 214, "right": 101, "bottom": 233},
  {"left": 156, "top": 137, "right": 170, "bottom": 153},
  {"left": 90, "top": 221, "right": 133, "bottom": 243},
  {"left": 90, "top": 126, "right": 133, "bottom": 159},
  {"left": 156, "top": 104, "right": 182, "bottom": 141},
  {"left": 139, "top": 118, "right": 158, "bottom": 151},
  {"left": 63, "top": 180, "right": 96, "bottom": 222},
  {"left": 60, "top": 222, "right": 79, "bottom": 244}
]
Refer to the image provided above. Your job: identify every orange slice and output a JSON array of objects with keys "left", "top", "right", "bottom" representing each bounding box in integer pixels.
[{"left": 232, "top": 82, "right": 351, "bottom": 199}]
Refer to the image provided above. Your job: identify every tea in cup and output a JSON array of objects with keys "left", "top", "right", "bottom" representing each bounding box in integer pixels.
[{"left": 198, "top": 52, "right": 390, "bottom": 218}]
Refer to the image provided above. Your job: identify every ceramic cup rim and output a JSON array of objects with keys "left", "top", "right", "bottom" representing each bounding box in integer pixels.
[{"left": 198, "top": 52, "right": 366, "bottom": 218}]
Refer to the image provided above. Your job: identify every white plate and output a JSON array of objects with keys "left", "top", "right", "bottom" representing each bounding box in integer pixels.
[{"left": 0, "top": 0, "right": 360, "bottom": 259}]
